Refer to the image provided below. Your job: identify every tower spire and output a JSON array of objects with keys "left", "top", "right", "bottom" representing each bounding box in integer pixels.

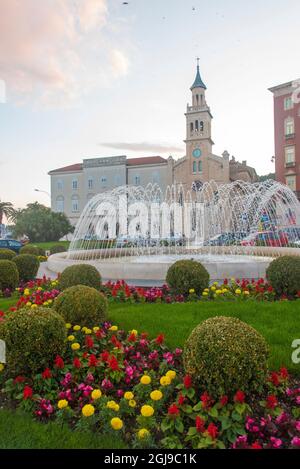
[{"left": 190, "top": 59, "right": 206, "bottom": 90}]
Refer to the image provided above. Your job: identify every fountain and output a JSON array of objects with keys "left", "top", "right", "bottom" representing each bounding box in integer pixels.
[{"left": 48, "top": 180, "right": 300, "bottom": 285}]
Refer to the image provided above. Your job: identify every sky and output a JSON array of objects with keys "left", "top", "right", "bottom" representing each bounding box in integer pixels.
[{"left": 0, "top": 0, "right": 300, "bottom": 209}]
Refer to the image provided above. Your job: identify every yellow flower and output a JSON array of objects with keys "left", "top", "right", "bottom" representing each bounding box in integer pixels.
[
  {"left": 160, "top": 375, "right": 171, "bottom": 386},
  {"left": 213, "top": 281, "right": 219, "bottom": 286},
  {"left": 243, "top": 290, "right": 250, "bottom": 295},
  {"left": 204, "top": 288, "right": 209, "bottom": 292},
  {"left": 43, "top": 301, "right": 49, "bottom": 306},
  {"left": 65, "top": 323, "right": 72, "bottom": 329},
  {"left": 93, "top": 326, "right": 100, "bottom": 333},
  {"left": 138, "top": 428, "right": 150, "bottom": 439},
  {"left": 202, "top": 292, "right": 208, "bottom": 297},
  {"left": 84, "top": 328, "right": 92, "bottom": 335},
  {"left": 91, "top": 389, "right": 102, "bottom": 400},
  {"left": 109, "top": 325, "right": 118, "bottom": 331},
  {"left": 48, "top": 299, "right": 53, "bottom": 304},
  {"left": 140, "top": 375, "right": 151, "bottom": 385},
  {"left": 140, "top": 405, "right": 154, "bottom": 417},
  {"left": 73, "top": 325, "right": 81, "bottom": 331},
  {"left": 31, "top": 304, "right": 38, "bottom": 309},
  {"left": 24, "top": 288, "right": 30, "bottom": 296},
  {"left": 111, "top": 417, "right": 123, "bottom": 430},
  {"left": 107, "top": 401, "right": 119, "bottom": 411},
  {"left": 82, "top": 404, "right": 95, "bottom": 417},
  {"left": 189, "top": 288, "right": 195, "bottom": 294},
  {"left": 129, "top": 399, "right": 136, "bottom": 408},
  {"left": 130, "top": 329, "right": 138, "bottom": 336},
  {"left": 124, "top": 391, "right": 134, "bottom": 400},
  {"left": 210, "top": 286, "right": 216, "bottom": 291},
  {"left": 222, "top": 288, "right": 228, "bottom": 293},
  {"left": 235, "top": 289, "right": 241, "bottom": 295},
  {"left": 81, "top": 327, "right": 87, "bottom": 333},
  {"left": 67, "top": 335, "right": 75, "bottom": 341},
  {"left": 37, "top": 287, "right": 43, "bottom": 291},
  {"left": 26, "top": 302, "right": 32, "bottom": 307},
  {"left": 0, "top": 364, "right": 4, "bottom": 372},
  {"left": 150, "top": 390, "right": 163, "bottom": 401},
  {"left": 166, "top": 370, "right": 176, "bottom": 381},
  {"left": 216, "top": 290, "right": 222, "bottom": 295},
  {"left": 57, "top": 399, "right": 68, "bottom": 409},
  {"left": 71, "top": 342, "right": 80, "bottom": 351}
]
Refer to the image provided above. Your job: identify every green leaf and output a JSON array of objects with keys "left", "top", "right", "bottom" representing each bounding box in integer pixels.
[
  {"left": 193, "top": 402, "right": 203, "bottom": 412},
  {"left": 209, "top": 406, "right": 219, "bottom": 418},
  {"left": 175, "top": 419, "right": 184, "bottom": 434},
  {"left": 187, "top": 427, "right": 197, "bottom": 436}
]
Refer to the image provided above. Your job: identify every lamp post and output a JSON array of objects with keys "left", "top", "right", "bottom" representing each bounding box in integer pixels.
[{"left": 34, "top": 188, "right": 51, "bottom": 198}]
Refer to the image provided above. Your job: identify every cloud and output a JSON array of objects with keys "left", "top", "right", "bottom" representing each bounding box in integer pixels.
[
  {"left": 100, "top": 142, "right": 184, "bottom": 153},
  {"left": 0, "top": 0, "right": 129, "bottom": 106}
]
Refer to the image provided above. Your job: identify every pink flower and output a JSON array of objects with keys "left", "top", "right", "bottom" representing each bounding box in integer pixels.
[
  {"left": 295, "top": 421, "right": 300, "bottom": 431},
  {"left": 270, "top": 437, "right": 282, "bottom": 449},
  {"left": 291, "top": 436, "right": 300, "bottom": 447}
]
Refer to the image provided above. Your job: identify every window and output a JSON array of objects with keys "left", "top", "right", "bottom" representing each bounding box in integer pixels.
[
  {"left": 134, "top": 175, "right": 140, "bottom": 185},
  {"left": 285, "top": 146, "right": 295, "bottom": 164},
  {"left": 199, "top": 121, "right": 204, "bottom": 132},
  {"left": 101, "top": 176, "right": 107, "bottom": 186},
  {"left": 152, "top": 171, "right": 160, "bottom": 183},
  {"left": 190, "top": 122, "right": 194, "bottom": 133},
  {"left": 71, "top": 195, "right": 79, "bottom": 212},
  {"left": 196, "top": 94, "right": 199, "bottom": 104},
  {"left": 193, "top": 161, "right": 197, "bottom": 173},
  {"left": 57, "top": 180, "right": 63, "bottom": 191},
  {"left": 72, "top": 179, "right": 78, "bottom": 190},
  {"left": 284, "top": 96, "right": 293, "bottom": 110},
  {"left": 286, "top": 175, "right": 296, "bottom": 191},
  {"left": 56, "top": 196, "right": 64, "bottom": 213},
  {"left": 195, "top": 120, "right": 199, "bottom": 131},
  {"left": 88, "top": 178, "right": 93, "bottom": 189},
  {"left": 285, "top": 117, "right": 294, "bottom": 136},
  {"left": 198, "top": 161, "right": 203, "bottom": 173}
]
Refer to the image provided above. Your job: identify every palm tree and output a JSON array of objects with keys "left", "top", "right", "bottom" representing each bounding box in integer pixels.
[{"left": 0, "top": 200, "right": 16, "bottom": 225}]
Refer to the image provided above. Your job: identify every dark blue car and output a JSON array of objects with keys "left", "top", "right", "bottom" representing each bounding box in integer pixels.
[{"left": 0, "top": 239, "right": 23, "bottom": 253}]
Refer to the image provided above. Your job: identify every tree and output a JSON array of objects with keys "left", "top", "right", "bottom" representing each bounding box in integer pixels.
[
  {"left": 13, "top": 202, "right": 74, "bottom": 242},
  {"left": 258, "top": 173, "right": 275, "bottom": 182},
  {"left": 0, "top": 200, "right": 16, "bottom": 225}
]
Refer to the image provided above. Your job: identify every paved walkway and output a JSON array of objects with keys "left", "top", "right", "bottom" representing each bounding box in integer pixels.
[{"left": 37, "top": 262, "right": 57, "bottom": 280}]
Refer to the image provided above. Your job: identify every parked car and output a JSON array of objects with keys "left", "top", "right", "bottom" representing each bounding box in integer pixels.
[
  {"left": 0, "top": 238, "right": 23, "bottom": 253},
  {"left": 241, "top": 231, "right": 289, "bottom": 247}
]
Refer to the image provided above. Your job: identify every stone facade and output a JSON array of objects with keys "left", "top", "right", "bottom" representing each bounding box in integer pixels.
[{"left": 49, "top": 64, "right": 258, "bottom": 224}]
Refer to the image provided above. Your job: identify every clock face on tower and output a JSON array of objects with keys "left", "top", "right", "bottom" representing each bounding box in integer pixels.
[{"left": 192, "top": 148, "right": 202, "bottom": 158}]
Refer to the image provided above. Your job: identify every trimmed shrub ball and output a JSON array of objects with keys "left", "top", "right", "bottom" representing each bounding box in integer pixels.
[
  {"left": 0, "top": 306, "right": 66, "bottom": 375},
  {"left": 59, "top": 264, "right": 101, "bottom": 291},
  {"left": 0, "top": 249, "right": 17, "bottom": 260},
  {"left": 50, "top": 244, "right": 67, "bottom": 255},
  {"left": 266, "top": 255, "right": 300, "bottom": 298},
  {"left": 166, "top": 259, "right": 209, "bottom": 296},
  {"left": 54, "top": 285, "right": 108, "bottom": 327},
  {"left": 0, "top": 260, "right": 19, "bottom": 290},
  {"left": 183, "top": 316, "right": 269, "bottom": 397},
  {"left": 19, "top": 244, "right": 40, "bottom": 256},
  {"left": 13, "top": 254, "right": 40, "bottom": 282}
]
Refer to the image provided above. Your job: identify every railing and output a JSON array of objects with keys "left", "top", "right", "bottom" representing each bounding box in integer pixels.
[
  {"left": 285, "top": 161, "right": 296, "bottom": 168},
  {"left": 285, "top": 133, "right": 295, "bottom": 140}
]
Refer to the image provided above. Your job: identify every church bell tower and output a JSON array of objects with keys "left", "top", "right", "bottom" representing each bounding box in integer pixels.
[{"left": 184, "top": 60, "right": 214, "bottom": 188}]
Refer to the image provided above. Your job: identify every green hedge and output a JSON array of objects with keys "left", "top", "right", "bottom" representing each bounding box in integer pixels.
[
  {"left": 266, "top": 255, "right": 300, "bottom": 298},
  {"left": 0, "top": 249, "right": 16, "bottom": 260},
  {"left": 19, "top": 244, "right": 40, "bottom": 256},
  {"left": 13, "top": 254, "right": 40, "bottom": 282},
  {"left": 0, "top": 260, "right": 19, "bottom": 290},
  {"left": 59, "top": 264, "right": 101, "bottom": 291},
  {"left": 166, "top": 259, "right": 209, "bottom": 296}
]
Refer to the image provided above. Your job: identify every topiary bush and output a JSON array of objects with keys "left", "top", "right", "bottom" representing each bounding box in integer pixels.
[
  {"left": 37, "top": 246, "right": 46, "bottom": 257},
  {"left": 19, "top": 244, "right": 40, "bottom": 256},
  {"left": 183, "top": 316, "right": 269, "bottom": 397},
  {"left": 50, "top": 244, "right": 67, "bottom": 255},
  {"left": 266, "top": 255, "right": 300, "bottom": 298},
  {"left": 0, "top": 249, "right": 17, "bottom": 260},
  {"left": 59, "top": 264, "right": 101, "bottom": 291},
  {"left": 0, "top": 307, "right": 66, "bottom": 375},
  {"left": 166, "top": 259, "right": 209, "bottom": 296},
  {"left": 0, "top": 260, "right": 19, "bottom": 290},
  {"left": 54, "top": 285, "right": 108, "bottom": 327},
  {"left": 13, "top": 254, "right": 40, "bottom": 282}
]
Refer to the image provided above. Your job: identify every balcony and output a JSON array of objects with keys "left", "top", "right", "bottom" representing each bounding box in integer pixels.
[
  {"left": 285, "top": 161, "right": 296, "bottom": 168},
  {"left": 285, "top": 133, "right": 295, "bottom": 140}
]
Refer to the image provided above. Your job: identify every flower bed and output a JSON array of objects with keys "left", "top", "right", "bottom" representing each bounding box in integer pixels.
[{"left": 1, "top": 319, "right": 300, "bottom": 449}]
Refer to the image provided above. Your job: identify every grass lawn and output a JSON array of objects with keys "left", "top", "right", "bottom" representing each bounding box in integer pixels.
[
  {"left": 108, "top": 300, "right": 300, "bottom": 373},
  {"left": 0, "top": 409, "right": 127, "bottom": 449},
  {"left": 0, "top": 296, "right": 18, "bottom": 311},
  {"left": 34, "top": 241, "right": 70, "bottom": 251}
]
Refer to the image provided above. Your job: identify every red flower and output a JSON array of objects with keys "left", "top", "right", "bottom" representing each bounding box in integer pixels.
[
  {"left": 270, "top": 372, "right": 280, "bottom": 386},
  {"left": 54, "top": 355, "right": 64, "bottom": 369},
  {"left": 168, "top": 403, "right": 180, "bottom": 416},
  {"left": 96, "top": 329, "right": 104, "bottom": 339},
  {"left": 223, "top": 278, "right": 228, "bottom": 285},
  {"left": 85, "top": 336, "right": 94, "bottom": 349},
  {"left": 108, "top": 355, "right": 119, "bottom": 371},
  {"left": 267, "top": 286, "right": 273, "bottom": 292},
  {"left": 266, "top": 395, "right": 278, "bottom": 409},
  {"left": 251, "top": 441, "right": 262, "bottom": 449},
  {"left": 111, "top": 335, "right": 122, "bottom": 349},
  {"left": 73, "top": 357, "right": 81, "bottom": 369},
  {"left": 101, "top": 351, "right": 110, "bottom": 362},
  {"left": 195, "top": 415, "right": 205, "bottom": 433},
  {"left": 280, "top": 367, "right": 289, "bottom": 380},
  {"left": 23, "top": 385, "right": 33, "bottom": 400},
  {"left": 234, "top": 390, "right": 245, "bottom": 404},
  {"left": 88, "top": 354, "right": 98, "bottom": 367},
  {"left": 177, "top": 393, "right": 185, "bottom": 406},
  {"left": 155, "top": 333, "right": 165, "bottom": 345},
  {"left": 183, "top": 375, "right": 192, "bottom": 389},
  {"left": 207, "top": 422, "right": 218, "bottom": 439},
  {"left": 13, "top": 376, "right": 26, "bottom": 385},
  {"left": 200, "top": 391, "right": 213, "bottom": 409},
  {"left": 128, "top": 333, "right": 137, "bottom": 342},
  {"left": 220, "top": 395, "right": 228, "bottom": 407},
  {"left": 41, "top": 368, "right": 52, "bottom": 379}
]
